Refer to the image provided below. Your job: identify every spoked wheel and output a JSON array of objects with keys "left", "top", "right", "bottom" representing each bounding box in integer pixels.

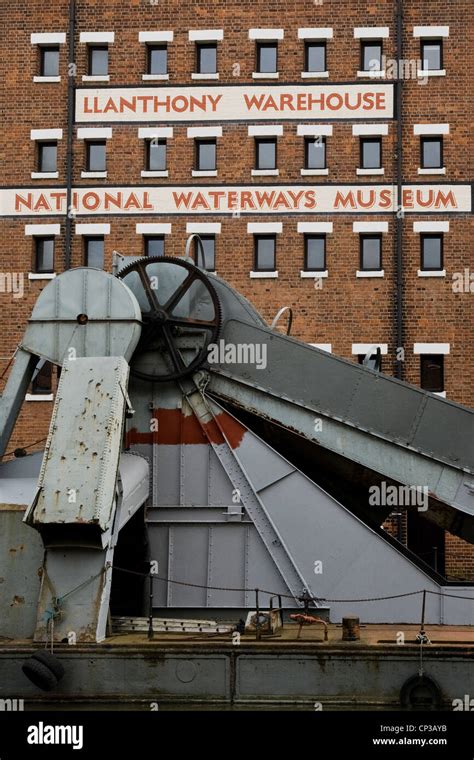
[{"left": 118, "top": 256, "right": 221, "bottom": 382}]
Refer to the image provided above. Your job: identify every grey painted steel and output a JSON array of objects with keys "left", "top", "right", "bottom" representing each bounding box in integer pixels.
[
  {"left": 207, "top": 320, "right": 474, "bottom": 541},
  {"left": 182, "top": 386, "right": 311, "bottom": 604},
  {"left": 203, "top": 399, "right": 474, "bottom": 624},
  {"left": 0, "top": 509, "right": 44, "bottom": 639},
  {"left": 26, "top": 356, "right": 130, "bottom": 533},
  {"left": 0, "top": 349, "right": 38, "bottom": 456},
  {"left": 1, "top": 645, "right": 472, "bottom": 707},
  {"left": 33, "top": 452, "right": 149, "bottom": 642},
  {"left": 22, "top": 268, "right": 142, "bottom": 364},
  {"left": 211, "top": 320, "right": 474, "bottom": 473}
]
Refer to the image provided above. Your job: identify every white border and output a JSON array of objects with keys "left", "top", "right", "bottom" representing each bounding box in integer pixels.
[
  {"left": 25, "top": 224, "right": 60, "bottom": 236},
  {"left": 31, "top": 33, "right": 66, "bottom": 44},
  {"left": 79, "top": 32, "right": 115, "bottom": 43},
  {"left": 136, "top": 223, "right": 171, "bottom": 234},
  {"left": 413, "top": 343, "right": 450, "bottom": 354},
  {"left": 75, "top": 223, "right": 110, "bottom": 235}
]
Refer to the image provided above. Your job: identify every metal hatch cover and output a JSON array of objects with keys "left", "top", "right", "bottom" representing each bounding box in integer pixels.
[{"left": 22, "top": 268, "right": 142, "bottom": 364}]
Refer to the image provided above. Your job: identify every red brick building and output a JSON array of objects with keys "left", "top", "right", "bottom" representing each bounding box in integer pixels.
[{"left": 0, "top": 0, "right": 472, "bottom": 578}]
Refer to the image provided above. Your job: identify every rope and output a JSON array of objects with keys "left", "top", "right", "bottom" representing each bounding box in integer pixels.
[
  {"left": 112, "top": 566, "right": 474, "bottom": 605},
  {"left": 0, "top": 437, "right": 47, "bottom": 460}
]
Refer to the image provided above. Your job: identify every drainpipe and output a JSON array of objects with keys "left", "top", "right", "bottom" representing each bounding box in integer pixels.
[
  {"left": 64, "top": 0, "right": 76, "bottom": 270},
  {"left": 395, "top": 0, "right": 404, "bottom": 543},
  {"left": 395, "top": 0, "right": 403, "bottom": 381}
]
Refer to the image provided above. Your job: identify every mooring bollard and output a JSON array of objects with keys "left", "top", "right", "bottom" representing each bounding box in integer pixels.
[{"left": 342, "top": 615, "right": 360, "bottom": 641}]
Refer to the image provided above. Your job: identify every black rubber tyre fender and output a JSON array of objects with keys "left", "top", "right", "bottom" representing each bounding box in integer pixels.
[
  {"left": 400, "top": 674, "right": 442, "bottom": 709},
  {"left": 31, "top": 650, "right": 65, "bottom": 681},
  {"left": 22, "top": 658, "right": 58, "bottom": 692}
]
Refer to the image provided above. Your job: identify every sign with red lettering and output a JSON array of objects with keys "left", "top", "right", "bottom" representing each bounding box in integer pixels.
[
  {"left": 75, "top": 84, "right": 394, "bottom": 122},
  {"left": 1, "top": 185, "right": 470, "bottom": 215}
]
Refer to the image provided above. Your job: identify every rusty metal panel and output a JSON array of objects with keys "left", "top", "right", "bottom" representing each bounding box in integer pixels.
[{"left": 29, "top": 356, "right": 129, "bottom": 531}]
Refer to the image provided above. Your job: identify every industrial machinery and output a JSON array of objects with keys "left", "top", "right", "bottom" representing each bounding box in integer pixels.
[{"left": 1, "top": 248, "right": 473, "bottom": 643}]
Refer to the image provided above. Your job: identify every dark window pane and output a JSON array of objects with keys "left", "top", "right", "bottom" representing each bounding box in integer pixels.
[
  {"left": 421, "top": 138, "right": 442, "bottom": 168},
  {"left": 305, "top": 236, "right": 325, "bottom": 270},
  {"left": 361, "top": 236, "right": 381, "bottom": 270},
  {"left": 38, "top": 142, "right": 57, "bottom": 172},
  {"left": 196, "top": 140, "right": 216, "bottom": 171},
  {"left": 145, "top": 236, "right": 165, "bottom": 257},
  {"left": 35, "top": 238, "right": 54, "bottom": 273},
  {"left": 32, "top": 360, "right": 52, "bottom": 394},
  {"left": 89, "top": 46, "right": 108, "bottom": 76},
  {"left": 256, "top": 138, "right": 276, "bottom": 169},
  {"left": 147, "top": 140, "right": 166, "bottom": 170},
  {"left": 255, "top": 235, "right": 276, "bottom": 270},
  {"left": 194, "top": 236, "right": 215, "bottom": 271},
  {"left": 421, "top": 235, "right": 442, "bottom": 270},
  {"left": 305, "top": 42, "right": 325, "bottom": 72},
  {"left": 41, "top": 47, "right": 59, "bottom": 77},
  {"left": 257, "top": 42, "right": 277, "bottom": 73},
  {"left": 148, "top": 45, "right": 167, "bottom": 74},
  {"left": 197, "top": 43, "right": 217, "bottom": 74},
  {"left": 361, "top": 138, "right": 381, "bottom": 168},
  {"left": 85, "top": 237, "right": 104, "bottom": 268},
  {"left": 420, "top": 355, "right": 444, "bottom": 392},
  {"left": 422, "top": 41, "right": 441, "bottom": 70},
  {"left": 87, "top": 141, "right": 106, "bottom": 171},
  {"left": 305, "top": 137, "right": 326, "bottom": 169},
  {"left": 362, "top": 42, "right": 382, "bottom": 70}
]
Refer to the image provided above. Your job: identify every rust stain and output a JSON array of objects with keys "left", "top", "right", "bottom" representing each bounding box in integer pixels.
[
  {"left": 9, "top": 544, "right": 24, "bottom": 555},
  {"left": 10, "top": 595, "right": 24, "bottom": 606},
  {"left": 126, "top": 408, "right": 245, "bottom": 449}
]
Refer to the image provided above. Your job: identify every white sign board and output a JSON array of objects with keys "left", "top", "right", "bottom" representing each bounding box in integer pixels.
[
  {"left": 2, "top": 185, "right": 470, "bottom": 215},
  {"left": 75, "top": 84, "right": 394, "bottom": 122}
]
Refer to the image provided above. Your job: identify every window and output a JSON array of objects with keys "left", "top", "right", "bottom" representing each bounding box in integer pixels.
[
  {"left": 305, "top": 137, "right": 326, "bottom": 169},
  {"left": 88, "top": 45, "right": 108, "bottom": 76},
  {"left": 194, "top": 235, "right": 215, "bottom": 271},
  {"left": 196, "top": 42, "right": 217, "bottom": 74},
  {"left": 421, "top": 137, "right": 442, "bottom": 169},
  {"left": 421, "top": 234, "right": 443, "bottom": 271},
  {"left": 420, "top": 355, "right": 444, "bottom": 392},
  {"left": 254, "top": 235, "right": 276, "bottom": 271},
  {"left": 421, "top": 39, "right": 442, "bottom": 70},
  {"left": 361, "top": 40, "right": 382, "bottom": 71},
  {"left": 84, "top": 236, "right": 104, "bottom": 268},
  {"left": 304, "top": 41, "right": 326, "bottom": 73},
  {"left": 34, "top": 237, "right": 55, "bottom": 273},
  {"left": 147, "top": 44, "right": 167, "bottom": 75},
  {"left": 86, "top": 140, "right": 106, "bottom": 172},
  {"left": 40, "top": 46, "right": 59, "bottom": 77},
  {"left": 358, "top": 353, "right": 382, "bottom": 371},
  {"left": 255, "top": 138, "right": 277, "bottom": 170},
  {"left": 360, "top": 235, "right": 382, "bottom": 271},
  {"left": 146, "top": 139, "right": 167, "bottom": 171},
  {"left": 360, "top": 137, "right": 381, "bottom": 169},
  {"left": 144, "top": 236, "right": 165, "bottom": 257},
  {"left": 38, "top": 142, "right": 57, "bottom": 173},
  {"left": 304, "top": 235, "right": 326, "bottom": 271},
  {"left": 256, "top": 41, "right": 277, "bottom": 73},
  {"left": 32, "top": 361, "right": 53, "bottom": 394},
  {"left": 195, "top": 139, "right": 216, "bottom": 171}
]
